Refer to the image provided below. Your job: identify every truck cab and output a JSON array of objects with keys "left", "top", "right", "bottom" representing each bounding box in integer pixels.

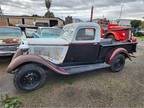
[
  {"left": 20, "top": 23, "right": 101, "bottom": 65},
  {"left": 7, "top": 22, "right": 137, "bottom": 91}
]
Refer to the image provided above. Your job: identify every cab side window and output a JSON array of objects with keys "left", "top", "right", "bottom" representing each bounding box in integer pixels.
[{"left": 76, "top": 28, "right": 95, "bottom": 41}]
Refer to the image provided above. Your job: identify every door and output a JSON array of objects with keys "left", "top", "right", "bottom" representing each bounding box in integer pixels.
[
  {"left": 50, "top": 20, "right": 58, "bottom": 27},
  {"left": 64, "top": 28, "right": 100, "bottom": 64}
]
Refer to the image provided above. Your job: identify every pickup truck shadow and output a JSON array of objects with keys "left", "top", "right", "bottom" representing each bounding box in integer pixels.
[
  {"left": 0, "top": 56, "right": 12, "bottom": 63},
  {"left": 0, "top": 60, "right": 110, "bottom": 96},
  {"left": 45, "top": 68, "right": 110, "bottom": 86}
]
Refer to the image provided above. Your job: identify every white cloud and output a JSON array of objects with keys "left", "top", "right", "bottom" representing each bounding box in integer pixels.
[{"left": 0, "top": 0, "right": 144, "bottom": 20}]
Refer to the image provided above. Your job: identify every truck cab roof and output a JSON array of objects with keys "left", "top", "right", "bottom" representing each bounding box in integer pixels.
[{"left": 62, "top": 22, "right": 101, "bottom": 43}]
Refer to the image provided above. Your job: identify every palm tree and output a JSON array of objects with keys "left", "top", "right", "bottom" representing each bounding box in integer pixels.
[
  {"left": 0, "top": 6, "right": 3, "bottom": 16},
  {"left": 45, "top": 0, "right": 54, "bottom": 18},
  {"left": 45, "top": 0, "right": 51, "bottom": 11}
]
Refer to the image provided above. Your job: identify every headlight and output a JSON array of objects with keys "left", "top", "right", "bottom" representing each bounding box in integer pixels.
[{"left": 122, "top": 33, "right": 126, "bottom": 36}]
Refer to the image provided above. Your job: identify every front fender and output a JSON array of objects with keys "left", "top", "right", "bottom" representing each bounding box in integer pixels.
[
  {"left": 107, "top": 48, "right": 131, "bottom": 64},
  {"left": 7, "top": 55, "right": 69, "bottom": 75},
  {"left": 12, "top": 49, "right": 23, "bottom": 60},
  {"left": 106, "top": 32, "right": 120, "bottom": 40}
]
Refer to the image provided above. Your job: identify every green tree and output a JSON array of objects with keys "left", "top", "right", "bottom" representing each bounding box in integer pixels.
[
  {"left": 32, "top": 14, "right": 39, "bottom": 17},
  {"left": 141, "top": 21, "right": 144, "bottom": 29},
  {"left": 131, "top": 20, "right": 142, "bottom": 29},
  {"left": 45, "top": 11, "right": 54, "bottom": 18},
  {"left": 45, "top": 0, "right": 55, "bottom": 18}
]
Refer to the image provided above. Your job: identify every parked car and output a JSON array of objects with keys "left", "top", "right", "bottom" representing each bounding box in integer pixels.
[
  {"left": 31, "top": 27, "right": 63, "bottom": 38},
  {"left": 16, "top": 25, "right": 38, "bottom": 38},
  {"left": 25, "top": 28, "right": 38, "bottom": 38},
  {"left": 7, "top": 22, "right": 137, "bottom": 91},
  {"left": 0, "top": 27, "right": 23, "bottom": 56},
  {"left": 136, "top": 30, "right": 144, "bottom": 36},
  {"left": 98, "top": 18, "right": 133, "bottom": 41},
  {"left": 18, "top": 25, "right": 63, "bottom": 39}
]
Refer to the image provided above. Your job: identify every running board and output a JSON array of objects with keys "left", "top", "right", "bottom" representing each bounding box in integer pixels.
[{"left": 63, "top": 63, "right": 110, "bottom": 75}]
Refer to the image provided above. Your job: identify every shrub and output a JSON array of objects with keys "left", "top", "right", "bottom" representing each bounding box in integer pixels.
[{"left": 0, "top": 94, "right": 22, "bottom": 108}]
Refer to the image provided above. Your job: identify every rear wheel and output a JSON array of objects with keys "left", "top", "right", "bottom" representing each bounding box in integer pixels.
[
  {"left": 14, "top": 63, "right": 47, "bottom": 92},
  {"left": 110, "top": 54, "right": 125, "bottom": 72}
]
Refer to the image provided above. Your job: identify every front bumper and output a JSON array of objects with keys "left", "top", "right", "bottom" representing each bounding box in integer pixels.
[
  {"left": 0, "top": 51, "right": 16, "bottom": 56},
  {"left": 0, "top": 44, "right": 19, "bottom": 56}
]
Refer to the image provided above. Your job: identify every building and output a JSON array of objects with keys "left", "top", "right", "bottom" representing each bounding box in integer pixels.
[
  {"left": 73, "top": 18, "right": 83, "bottom": 23},
  {"left": 0, "top": 15, "right": 64, "bottom": 27}
]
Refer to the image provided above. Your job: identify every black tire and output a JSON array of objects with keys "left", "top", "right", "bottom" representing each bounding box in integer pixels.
[
  {"left": 14, "top": 63, "right": 47, "bottom": 92},
  {"left": 110, "top": 54, "right": 125, "bottom": 72}
]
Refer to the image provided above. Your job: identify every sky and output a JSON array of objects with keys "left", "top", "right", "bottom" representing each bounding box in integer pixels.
[{"left": 0, "top": 0, "right": 144, "bottom": 20}]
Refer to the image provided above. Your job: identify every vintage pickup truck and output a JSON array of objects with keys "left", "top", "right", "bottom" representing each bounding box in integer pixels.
[{"left": 7, "top": 22, "right": 137, "bottom": 91}]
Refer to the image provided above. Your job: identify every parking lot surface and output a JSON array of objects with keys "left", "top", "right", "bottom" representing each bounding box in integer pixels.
[{"left": 0, "top": 46, "right": 144, "bottom": 107}]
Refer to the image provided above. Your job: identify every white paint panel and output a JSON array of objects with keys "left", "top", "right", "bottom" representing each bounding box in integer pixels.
[
  {"left": 27, "top": 38, "right": 69, "bottom": 45},
  {"left": 29, "top": 45, "right": 69, "bottom": 64}
]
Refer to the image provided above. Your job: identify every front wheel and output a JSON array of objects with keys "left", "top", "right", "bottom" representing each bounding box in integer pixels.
[
  {"left": 14, "top": 63, "right": 47, "bottom": 92},
  {"left": 110, "top": 54, "right": 125, "bottom": 72}
]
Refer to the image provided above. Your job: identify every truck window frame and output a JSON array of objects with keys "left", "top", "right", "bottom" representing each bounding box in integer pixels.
[{"left": 75, "top": 28, "right": 96, "bottom": 41}]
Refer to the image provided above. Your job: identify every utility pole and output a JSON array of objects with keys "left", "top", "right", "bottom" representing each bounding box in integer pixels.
[
  {"left": 90, "top": 0, "right": 94, "bottom": 22},
  {"left": 90, "top": 5, "right": 94, "bottom": 22}
]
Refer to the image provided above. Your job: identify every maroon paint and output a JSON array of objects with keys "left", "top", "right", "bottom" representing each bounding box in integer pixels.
[
  {"left": 7, "top": 55, "right": 69, "bottom": 75},
  {"left": 108, "top": 48, "right": 130, "bottom": 64},
  {"left": 12, "top": 49, "right": 23, "bottom": 60}
]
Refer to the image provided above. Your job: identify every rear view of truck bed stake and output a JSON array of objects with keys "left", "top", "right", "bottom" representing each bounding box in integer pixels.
[{"left": 7, "top": 22, "right": 137, "bottom": 91}]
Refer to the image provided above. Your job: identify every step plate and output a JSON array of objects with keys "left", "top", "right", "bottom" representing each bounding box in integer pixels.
[{"left": 63, "top": 63, "right": 110, "bottom": 75}]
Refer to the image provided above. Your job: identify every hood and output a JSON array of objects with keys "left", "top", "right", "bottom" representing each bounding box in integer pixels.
[
  {"left": 26, "top": 37, "right": 69, "bottom": 46},
  {"left": 19, "top": 37, "right": 69, "bottom": 64}
]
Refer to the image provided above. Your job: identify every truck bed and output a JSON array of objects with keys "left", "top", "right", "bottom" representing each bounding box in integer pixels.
[{"left": 99, "top": 40, "right": 137, "bottom": 62}]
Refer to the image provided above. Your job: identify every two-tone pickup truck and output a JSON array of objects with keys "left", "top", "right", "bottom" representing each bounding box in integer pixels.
[{"left": 7, "top": 22, "right": 137, "bottom": 91}]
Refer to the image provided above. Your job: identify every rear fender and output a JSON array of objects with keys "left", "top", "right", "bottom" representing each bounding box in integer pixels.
[
  {"left": 7, "top": 55, "right": 69, "bottom": 75},
  {"left": 107, "top": 48, "right": 131, "bottom": 64}
]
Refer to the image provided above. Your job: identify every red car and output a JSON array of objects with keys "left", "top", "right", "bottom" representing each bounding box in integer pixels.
[{"left": 98, "top": 19, "right": 134, "bottom": 42}]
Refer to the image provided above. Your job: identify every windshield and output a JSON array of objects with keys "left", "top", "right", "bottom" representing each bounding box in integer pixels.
[
  {"left": 0, "top": 27, "right": 22, "bottom": 37},
  {"left": 25, "top": 28, "right": 37, "bottom": 38},
  {"left": 60, "top": 25, "right": 74, "bottom": 41},
  {"left": 41, "top": 28, "right": 62, "bottom": 38},
  {"left": 32, "top": 28, "right": 63, "bottom": 38}
]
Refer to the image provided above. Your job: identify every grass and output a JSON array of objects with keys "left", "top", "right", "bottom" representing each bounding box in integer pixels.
[
  {"left": 0, "top": 94, "right": 22, "bottom": 108},
  {"left": 136, "top": 36, "right": 144, "bottom": 41}
]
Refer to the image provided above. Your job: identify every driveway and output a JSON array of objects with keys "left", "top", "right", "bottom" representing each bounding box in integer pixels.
[{"left": 0, "top": 46, "right": 144, "bottom": 107}]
